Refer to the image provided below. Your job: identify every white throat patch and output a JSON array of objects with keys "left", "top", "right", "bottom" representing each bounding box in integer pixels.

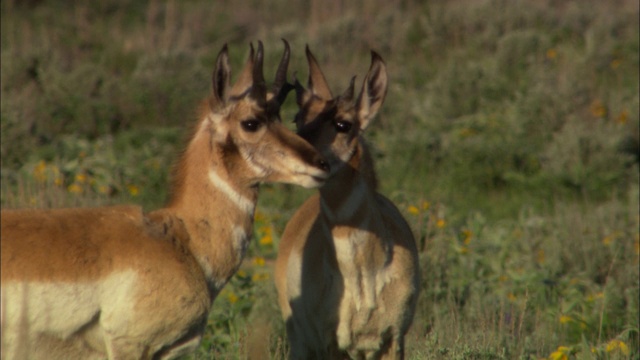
[{"left": 208, "top": 170, "right": 255, "bottom": 215}]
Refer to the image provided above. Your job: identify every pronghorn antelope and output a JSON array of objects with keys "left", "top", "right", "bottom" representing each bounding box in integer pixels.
[
  {"left": 274, "top": 48, "right": 420, "bottom": 359},
  {"left": 0, "top": 41, "right": 329, "bottom": 360}
]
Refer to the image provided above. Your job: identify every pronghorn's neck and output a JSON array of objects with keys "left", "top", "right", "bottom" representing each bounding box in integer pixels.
[
  {"left": 167, "top": 114, "right": 258, "bottom": 296},
  {"left": 319, "top": 138, "right": 392, "bottom": 297},
  {"left": 319, "top": 138, "right": 378, "bottom": 224}
]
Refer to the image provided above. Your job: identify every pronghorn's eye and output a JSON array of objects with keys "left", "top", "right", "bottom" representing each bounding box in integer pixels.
[
  {"left": 241, "top": 119, "right": 261, "bottom": 132},
  {"left": 334, "top": 120, "right": 352, "bottom": 133}
]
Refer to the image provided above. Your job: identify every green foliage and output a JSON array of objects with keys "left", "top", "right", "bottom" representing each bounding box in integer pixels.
[{"left": 1, "top": 0, "right": 638, "bottom": 358}]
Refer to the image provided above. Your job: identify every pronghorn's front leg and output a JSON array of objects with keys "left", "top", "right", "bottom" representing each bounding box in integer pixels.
[{"left": 378, "top": 335, "right": 404, "bottom": 360}]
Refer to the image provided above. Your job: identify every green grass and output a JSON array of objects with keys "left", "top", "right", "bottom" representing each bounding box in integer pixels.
[{"left": 2, "top": 0, "right": 638, "bottom": 358}]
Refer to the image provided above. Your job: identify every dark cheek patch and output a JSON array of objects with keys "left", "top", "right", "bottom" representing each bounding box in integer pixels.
[{"left": 221, "top": 136, "right": 242, "bottom": 170}]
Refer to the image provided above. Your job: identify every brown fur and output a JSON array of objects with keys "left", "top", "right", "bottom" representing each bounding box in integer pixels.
[
  {"left": 0, "top": 42, "right": 328, "bottom": 360},
  {"left": 275, "top": 48, "right": 420, "bottom": 360}
]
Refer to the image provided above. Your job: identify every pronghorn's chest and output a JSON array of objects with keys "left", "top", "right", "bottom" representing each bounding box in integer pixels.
[
  {"left": 325, "top": 226, "right": 410, "bottom": 352},
  {"left": 187, "top": 216, "right": 253, "bottom": 297}
]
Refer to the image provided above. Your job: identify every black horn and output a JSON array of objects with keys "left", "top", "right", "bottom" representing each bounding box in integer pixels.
[
  {"left": 272, "top": 39, "right": 294, "bottom": 106},
  {"left": 251, "top": 41, "right": 267, "bottom": 103}
]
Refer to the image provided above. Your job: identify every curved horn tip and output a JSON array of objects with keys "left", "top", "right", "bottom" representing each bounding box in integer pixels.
[
  {"left": 254, "top": 41, "right": 264, "bottom": 63},
  {"left": 281, "top": 38, "right": 290, "bottom": 51},
  {"left": 273, "top": 39, "right": 292, "bottom": 92},
  {"left": 279, "top": 39, "right": 291, "bottom": 63}
]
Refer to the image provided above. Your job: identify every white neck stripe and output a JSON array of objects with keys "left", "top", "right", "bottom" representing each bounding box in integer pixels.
[{"left": 208, "top": 170, "right": 255, "bottom": 214}]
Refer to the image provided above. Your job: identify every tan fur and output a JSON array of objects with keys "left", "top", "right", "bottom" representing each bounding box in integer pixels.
[
  {"left": 0, "top": 42, "right": 328, "bottom": 360},
  {"left": 275, "top": 48, "right": 420, "bottom": 360}
]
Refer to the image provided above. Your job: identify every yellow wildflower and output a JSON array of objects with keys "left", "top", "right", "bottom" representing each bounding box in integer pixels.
[
  {"left": 33, "top": 160, "right": 47, "bottom": 182},
  {"left": 549, "top": 346, "right": 571, "bottom": 360},
  {"left": 618, "top": 341, "right": 629, "bottom": 355},
  {"left": 252, "top": 272, "right": 269, "bottom": 282},
  {"left": 590, "top": 100, "right": 607, "bottom": 118},
  {"left": 421, "top": 201, "right": 430, "bottom": 210},
  {"left": 459, "top": 128, "right": 477, "bottom": 138},
  {"left": 586, "top": 292, "right": 604, "bottom": 303},
  {"left": 236, "top": 269, "right": 247, "bottom": 278},
  {"left": 127, "top": 184, "right": 139, "bottom": 196},
  {"left": 258, "top": 226, "right": 273, "bottom": 246},
  {"left": 605, "top": 339, "right": 629, "bottom": 355},
  {"left": 259, "top": 233, "right": 273, "bottom": 245},
  {"left": 461, "top": 229, "right": 472, "bottom": 244},
  {"left": 98, "top": 185, "right": 110, "bottom": 194},
  {"left": 610, "top": 59, "right": 622, "bottom": 70},
  {"left": 615, "top": 110, "right": 628, "bottom": 124},
  {"left": 507, "top": 293, "right": 517, "bottom": 302},
  {"left": 436, "top": 218, "right": 446, "bottom": 228},
  {"left": 536, "top": 249, "right": 545, "bottom": 264},
  {"left": 227, "top": 292, "right": 238, "bottom": 304},
  {"left": 67, "top": 183, "right": 83, "bottom": 194},
  {"left": 254, "top": 210, "right": 267, "bottom": 223},
  {"left": 75, "top": 173, "right": 87, "bottom": 183},
  {"left": 559, "top": 315, "right": 572, "bottom": 324},
  {"left": 546, "top": 48, "right": 557, "bottom": 59},
  {"left": 254, "top": 257, "right": 265, "bottom": 266},
  {"left": 54, "top": 177, "right": 63, "bottom": 187},
  {"left": 407, "top": 206, "right": 419, "bottom": 215}
]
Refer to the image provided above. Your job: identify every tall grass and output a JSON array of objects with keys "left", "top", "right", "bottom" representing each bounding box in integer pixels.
[{"left": 1, "top": 0, "right": 638, "bottom": 358}]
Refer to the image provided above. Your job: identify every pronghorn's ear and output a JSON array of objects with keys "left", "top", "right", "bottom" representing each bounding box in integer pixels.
[
  {"left": 293, "top": 74, "right": 312, "bottom": 129},
  {"left": 212, "top": 44, "right": 231, "bottom": 107},
  {"left": 356, "top": 51, "right": 388, "bottom": 130},
  {"left": 305, "top": 45, "right": 333, "bottom": 100},
  {"left": 229, "top": 43, "right": 256, "bottom": 98},
  {"left": 294, "top": 73, "right": 312, "bottom": 107}
]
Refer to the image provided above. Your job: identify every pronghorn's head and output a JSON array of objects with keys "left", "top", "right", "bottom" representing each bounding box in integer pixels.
[
  {"left": 293, "top": 46, "right": 388, "bottom": 177},
  {"left": 204, "top": 41, "right": 329, "bottom": 188}
]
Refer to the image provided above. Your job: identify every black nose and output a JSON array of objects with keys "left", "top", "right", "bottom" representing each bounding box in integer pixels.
[{"left": 316, "top": 157, "right": 330, "bottom": 172}]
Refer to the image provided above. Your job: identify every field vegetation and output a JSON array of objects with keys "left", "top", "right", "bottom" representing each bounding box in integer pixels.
[{"left": 1, "top": 0, "right": 638, "bottom": 358}]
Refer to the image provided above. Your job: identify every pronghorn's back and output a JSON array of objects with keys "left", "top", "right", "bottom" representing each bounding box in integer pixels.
[
  {"left": 275, "top": 48, "right": 420, "bottom": 359},
  {"left": 1, "top": 206, "right": 194, "bottom": 282}
]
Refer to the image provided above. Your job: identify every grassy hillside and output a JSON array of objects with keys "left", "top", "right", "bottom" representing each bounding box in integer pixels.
[{"left": 1, "top": 0, "right": 638, "bottom": 358}]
